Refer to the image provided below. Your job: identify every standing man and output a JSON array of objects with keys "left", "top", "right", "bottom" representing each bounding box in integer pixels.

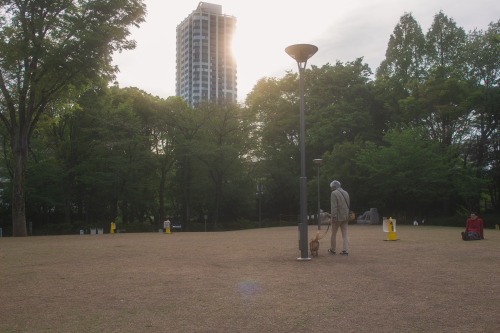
[{"left": 329, "top": 180, "right": 350, "bottom": 255}]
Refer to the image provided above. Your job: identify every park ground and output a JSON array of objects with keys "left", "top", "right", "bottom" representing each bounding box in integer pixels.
[{"left": 1, "top": 224, "right": 499, "bottom": 332}]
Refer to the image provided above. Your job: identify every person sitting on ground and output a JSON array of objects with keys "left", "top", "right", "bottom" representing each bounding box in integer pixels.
[{"left": 461, "top": 212, "right": 484, "bottom": 241}]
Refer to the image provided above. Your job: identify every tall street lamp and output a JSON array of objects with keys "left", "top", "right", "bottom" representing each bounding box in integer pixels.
[
  {"left": 285, "top": 44, "right": 318, "bottom": 261},
  {"left": 313, "top": 159, "right": 323, "bottom": 230}
]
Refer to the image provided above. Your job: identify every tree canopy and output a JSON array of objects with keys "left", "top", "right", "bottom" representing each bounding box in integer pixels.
[
  {"left": 1, "top": 9, "right": 499, "bottom": 235},
  {"left": 0, "top": 0, "right": 146, "bottom": 236}
]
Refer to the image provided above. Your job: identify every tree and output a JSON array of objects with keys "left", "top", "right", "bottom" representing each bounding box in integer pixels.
[
  {"left": 246, "top": 75, "right": 303, "bottom": 218},
  {"left": 320, "top": 140, "right": 365, "bottom": 212},
  {"left": 375, "top": 13, "right": 427, "bottom": 125},
  {"left": 401, "top": 70, "right": 472, "bottom": 146},
  {"left": 425, "top": 11, "right": 467, "bottom": 77},
  {"left": 304, "top": 60, "right": 381, "bottom": 213},
  {"left": 0, "top": 0, "right": 146, "bottom": 236},
  {"left": 153, "top": 97, "right": 185, "bottom": 226},
  {"left": 376, "top": 13, "right": 426, "bottom": 89},
  {"left": 307, "top": 59, "right": 381, "bottom": 153},
  {"left": 465, "top": 20, "right": 500, "bottom": 87},
  {"left": 464, "top": 21, "right": 500, "bottom": 211},
  {"left": 163, "top": 99, "right": 206, "bottom": 231},
  {"left": 246, "top": 61, "right": 382, "bottom": 219},
  {"left": 395, "top": 13, "right": 471, "bottom": 146},
  {"left": 354, "top": 127, "right": 475, "bottom": 217},
  {"left": 195, "top": 102, "right": 255, "bottom": 229}
]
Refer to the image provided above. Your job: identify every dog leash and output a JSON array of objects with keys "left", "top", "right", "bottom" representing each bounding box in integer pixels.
[{"left": 317, "top": 221, "right": 331, "bottom": 240}]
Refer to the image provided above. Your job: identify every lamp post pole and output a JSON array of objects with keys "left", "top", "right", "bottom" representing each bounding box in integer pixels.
[
  {"left": 285, "top": 44, "right": 318, "bottom": 261},
  {"left": 313, "top": 159, "right": 323, "bottom": 230}
]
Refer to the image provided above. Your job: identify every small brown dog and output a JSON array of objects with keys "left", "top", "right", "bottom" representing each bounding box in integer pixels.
[{"left": 309, "top": 231, "right": 320, "bottom": 257}]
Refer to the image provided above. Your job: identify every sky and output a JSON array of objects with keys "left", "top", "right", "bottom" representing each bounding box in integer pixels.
[{"left": 111, "top": 0, "right": 500, "bottom": 102}]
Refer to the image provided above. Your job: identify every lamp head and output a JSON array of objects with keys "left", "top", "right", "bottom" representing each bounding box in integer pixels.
[{"left": 285, "top": 44, "right": 318, "bottom": 63}]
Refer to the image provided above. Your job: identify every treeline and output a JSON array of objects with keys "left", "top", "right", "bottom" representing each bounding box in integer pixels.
[{"left": 1, "top": 10, "right": 499, "bottom": 234}]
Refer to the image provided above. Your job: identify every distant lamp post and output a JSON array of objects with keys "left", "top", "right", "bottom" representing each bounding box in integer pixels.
[
  {"left": 285, "top": 44, "right": 318, "bottom": 261},
  {"left": 256, "top": 183, "right": 264, "bottom": 228},
  {"left": 313, "top": 159, "right": 323, "bottom": 230}
]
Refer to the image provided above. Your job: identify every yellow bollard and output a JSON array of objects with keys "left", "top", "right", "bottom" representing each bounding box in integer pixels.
[
  {"left": 383, "top": 217, "right": 397, "bottom": 241},
  {"left": 387, "top": 218, "right": 396, "bottom": 240},
  {"left": 164, "top": 220, "right": 171, "bottom": 234},
  {"left": 496, "top": 224, "right": 499, "bottom": 230},
  {"left": 110, "top": 222, "right": 115, "bottom": 234}
]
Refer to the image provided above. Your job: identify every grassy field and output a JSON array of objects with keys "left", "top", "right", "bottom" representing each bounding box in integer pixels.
[{"left": 1, "top": 224, "right": 499, "bottom": 332}]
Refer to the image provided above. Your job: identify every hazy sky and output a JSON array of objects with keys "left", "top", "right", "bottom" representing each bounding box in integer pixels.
[{"left": 112, "top": 0, "right": 499, "bottom": 102}]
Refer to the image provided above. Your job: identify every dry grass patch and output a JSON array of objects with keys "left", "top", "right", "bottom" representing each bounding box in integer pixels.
[{"left": 1, "top": 225, "right": 499, "bottom": 332}]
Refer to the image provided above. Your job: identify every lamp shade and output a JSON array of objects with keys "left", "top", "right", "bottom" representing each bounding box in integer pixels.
[{"left": 285, "top": 44, "right": 318, "bottom": 63}]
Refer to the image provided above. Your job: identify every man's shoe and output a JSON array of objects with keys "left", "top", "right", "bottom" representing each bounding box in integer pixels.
[
  {"left": 340, "top": 250, "right": 349, "bottom": 256},
  {"left": 328, "top": 249, "right": 336, "bottom": 255}
]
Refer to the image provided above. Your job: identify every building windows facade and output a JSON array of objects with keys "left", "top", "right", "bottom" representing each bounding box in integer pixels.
[{"left": 176, "top": 2, "right": 237, "bottom": 106}]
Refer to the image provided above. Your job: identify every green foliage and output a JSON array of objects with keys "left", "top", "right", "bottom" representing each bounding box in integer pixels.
[
  {"left": 373, "top": 12, "right": 500, "bottom": 217},
  {"left": 354, "top": 127, "right": 480, "bottom": 216},
  {"left": 246, "top": 75, "right": 303, "bottom": 218},
  {"left": 425, "top": 11, "right": 467, "bottom": 75},
  {"left": 193, "top": 102, "right": 256, "bottom": 228},
  {"left": 376, "top": 13, "right": 426, "bottom": 87},
  {"left": 319, "top": 140, "right": 364, "bottom": 210},
  {"left": 307, "top": 60, "right": 381, "bottom": 153},
  {"left": 1, "top": 8, "right": 499, "bottom": 235},
  {"left": 0, "top": 0, "right": 146, "bottom": 236}
]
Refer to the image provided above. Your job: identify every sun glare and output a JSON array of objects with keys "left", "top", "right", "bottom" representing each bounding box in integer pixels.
[
  {"left": 227, "top": 0, "right": 344, "bottom": 100},
  {"left": 231, "top": 18, "right": 298, "bottom": 100}
]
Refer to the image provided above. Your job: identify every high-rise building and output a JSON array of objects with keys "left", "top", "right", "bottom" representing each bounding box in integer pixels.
[{"left": 176, "top": 2, "right": 237, "bottom": 106}]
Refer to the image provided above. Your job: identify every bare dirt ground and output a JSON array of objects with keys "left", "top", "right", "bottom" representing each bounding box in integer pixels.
[{"left": 1, "top": 224, "right": 499, "bottom": 333}]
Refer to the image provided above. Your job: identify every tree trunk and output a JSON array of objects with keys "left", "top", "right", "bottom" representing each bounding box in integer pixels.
[
  {"left": 11, "top": 132, "right": 28, "bottom": 237},
  {"left": 64, "top": 178, "right": 72, "bottom": 224},
  {"left": 182, "top": 156, "right": 191, "bottom": 231},
  {"left": 158, "top": 160, "right": 166, "bottom": 224},
  {"left": 213, "top": 178, "right": 221, "bottom": 231}
]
